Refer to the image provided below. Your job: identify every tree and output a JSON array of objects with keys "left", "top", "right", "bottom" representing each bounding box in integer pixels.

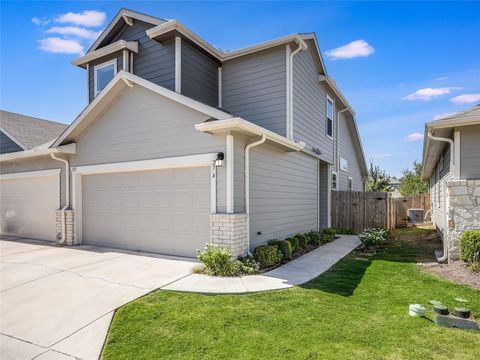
[
  {"left": 399, "top": 161, "right": 428, "bottom": 196},
  {"left": 366, "top": 161, "right": 392, "bottom": 192}
]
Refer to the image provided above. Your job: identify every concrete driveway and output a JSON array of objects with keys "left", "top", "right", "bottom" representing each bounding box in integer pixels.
[{"left": 0, "top": 238, "right": 196, "bottom": 360}]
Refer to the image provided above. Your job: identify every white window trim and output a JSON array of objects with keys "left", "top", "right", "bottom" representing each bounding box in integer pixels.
[
  {"left": 331, "top": 170, "right": 338, "bottom": 191},
  {"left": 93, "top": 59, "right": 118, "bottom": 97},
  {"left": 326, "top": 95, "right": 334, "bottom": 140},
  {"left": 340, "top": 156, "right": 348, "bottom": 172},
  {"left": 72, "top": 153, "right": 218, "bottom": 244}
]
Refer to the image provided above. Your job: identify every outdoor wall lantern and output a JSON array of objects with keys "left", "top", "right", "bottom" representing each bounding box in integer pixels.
[{"left": 215, "top": 152, "right": 224, "bottom": 167}]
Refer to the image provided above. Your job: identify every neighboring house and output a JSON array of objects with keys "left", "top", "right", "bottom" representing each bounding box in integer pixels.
[
  {"left": 388, "top": 178, "right": 402, "bottom": 198},
  {"left": 0, "top": 110, "right": 67, "bottom": 153},
  {"left": 421, "top": 105, "right": 480, "bottom": 262},
  {"left": 0, "top": 8, "right": 367, "bottom": 258}
]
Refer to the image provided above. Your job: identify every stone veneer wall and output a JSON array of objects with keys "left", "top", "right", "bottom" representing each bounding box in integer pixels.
[
  {"left": 55, "top": 210, "right": 75, "bottom": 245},
  {"left": 446, "top": 179, "right": 480, "bottom": 262},
  {"left": 209, "top": 213, "right": 248, "bottom": 258}
]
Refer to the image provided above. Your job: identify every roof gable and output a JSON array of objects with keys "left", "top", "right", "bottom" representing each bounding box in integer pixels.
[{"left": 87, "top": 8, "right": 167, "bottom": 54}]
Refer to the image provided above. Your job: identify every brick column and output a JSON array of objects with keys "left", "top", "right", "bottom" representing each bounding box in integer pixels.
[
  {"left": 209, "top": 213, "right": 248, "bottom": 258},
  {"left": 55, "top": 210, "right": 75, "bottom": 245},
  {"left": 446, "top": 180, "right": 480, "bottom": 262}
]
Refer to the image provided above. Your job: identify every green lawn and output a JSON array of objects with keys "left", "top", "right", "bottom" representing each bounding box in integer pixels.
[{"left": 102, "top": 228, "right": 480, "bottom": 359}]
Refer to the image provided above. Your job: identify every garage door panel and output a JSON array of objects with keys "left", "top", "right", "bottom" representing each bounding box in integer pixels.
[
  {"left": 0, "top": 176, "right": 58, "bottom": 241},
  {"left": 82, "top": 167, "right": 210, "bottom": 257}
]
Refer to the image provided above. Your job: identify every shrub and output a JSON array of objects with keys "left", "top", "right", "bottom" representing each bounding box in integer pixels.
[
  {"left": 296, "top": 233, "right": 309, "bottom": 248},
  {"left": 237, "top": 256, "right": 260, "bottom": 275},
  {"left": 359, "top": 228, "right": 389, "bottom": 247},
  {"left": 322, "top": 228, "right": 336, "bottom": 236},
  {"left": 287, "top": 237, "right": 300, "bottom": 252},
  {"left": 268, "top": 239, "right": 293, "bottom": 260},
  {"left": 197, "top": 244, "right": 239, "bottom": 276},
  {"left": 320, "top": 232, "right": 335, "bottom": 244},
  {"left": 333, "top": 228, "right": 356, "bottom": 235},
  {"left": 460, "top": 230, "right": 480, "bottom": 271},
  {"left": 308, "top": 230, "right": 322, "bottom": 246},
  {"left": 253, "top": 245, "right": 283, "bottom": 268}
]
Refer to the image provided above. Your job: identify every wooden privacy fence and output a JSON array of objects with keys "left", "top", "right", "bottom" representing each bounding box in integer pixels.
[{"left": 331, "top": 191, "right": 430, "bottom": 233}]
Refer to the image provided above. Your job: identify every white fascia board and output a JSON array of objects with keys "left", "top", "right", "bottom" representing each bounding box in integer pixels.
[
  {"left": 72, "top": 40, "right": 138, "bottom": 67},
  {"left": 0, "top": 126, "right": 27, "bottom": 150},
  {"left": 223, "top": 34, "right": 302, "bottom": 60},
  {"left": 72, "top": 153, "right": 217, "bottom": 175},
  {"left": 195, "top": 117, "right": 305, "bottom": 152},
  {"left": 51, "top": 71, "right": 233, "bottom": 147},
  {"left": 88, "top": 9, "right": 166, "bottom": 54},
  {"left": 0, "top": 143, "right": 76, "bottom": 162},
  {"left": 426, "top": 118, "right": 480, "bottom": 130},
  {"left": 0, "top": 168, "right": 61, "bottom": 180}
]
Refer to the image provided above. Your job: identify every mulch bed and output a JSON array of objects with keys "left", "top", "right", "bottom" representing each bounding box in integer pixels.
[{"left": 423, "top": 261, "right": 480, "bottom": 290}]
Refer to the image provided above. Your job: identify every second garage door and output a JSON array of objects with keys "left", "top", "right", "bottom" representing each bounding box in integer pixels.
[{"left": 81, "top": 167, "right": 211, "bottom": 257}]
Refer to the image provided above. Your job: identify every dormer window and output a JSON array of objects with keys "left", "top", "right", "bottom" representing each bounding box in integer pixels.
[{"left": 94, "top": 59, "right": 117, "bottom": 96}]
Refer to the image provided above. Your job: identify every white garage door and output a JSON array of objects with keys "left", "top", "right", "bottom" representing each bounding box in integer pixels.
[
  {"left": 0, "top": 170, "right": 59, "bottom": 241},
  {"left": 82, "top": 167, "right": 210, "bottom": 257}
]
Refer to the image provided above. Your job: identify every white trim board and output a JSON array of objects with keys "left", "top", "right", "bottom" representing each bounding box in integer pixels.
[
  {"left": 72, "top": 40, "right": 138, "bottom": 68},
  {"left": 0, "top": 169, "right": 61, "bottom": 181},
  {"left": 226, "top": 134, "right": 234, "bottom": 213},
  {"left": 93, "top": 58, "right": 118, "bottom": 97}
]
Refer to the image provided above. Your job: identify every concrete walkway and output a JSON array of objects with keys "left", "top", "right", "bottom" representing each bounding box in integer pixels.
[{"left": 164, "top": 235, "right": 361, "bottom": 293}]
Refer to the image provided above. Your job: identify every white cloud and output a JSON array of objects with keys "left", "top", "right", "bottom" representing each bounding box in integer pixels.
[
  {"left": 433, "top": 112, "right": 456, "bottom": 120},
  {"left": 46, "top": 26, "right": 102, "bottom": 40},
  {"left": 434, "top": 76, "right": 447, "bottom": 81},
  {"left": 55, "top": 10, "right": 106, "bottom": 27},
  {"left": 38, "top": 37, "right": 84, "bottom": 55},
  {"left": 402, "top": 87, "right": 454, "bottom": 101},
  {"left": 325, "top": 40, "right": 374, "bottom": 60},
  {"left": 404, "top": 133, "right": 423, "bottom": 142},
  {"left": 32, "top": 17, "right": 50, "bottom": 26},
  {"left": 450, "top": 93, "right": 480, "bottom": 104}
]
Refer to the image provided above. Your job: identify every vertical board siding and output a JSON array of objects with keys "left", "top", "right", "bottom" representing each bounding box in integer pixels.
[
  {"left": 459, "top": 124, "right": 480, "bottom": 179},
  {"left": 292, "top": 45, "right": 334, "bottom": 163},
  {"left": 338, "top": 112, "right": 364, "bottom": 191},
  {"left": 88, "top": 20, "right": 175, "bottom": 103},
  {"left": 0, "top": 131, "right": 22, "bottom": 153},
  {"left": 222, "top": 46, "right": 287, "bottom": 135},
  {"left": 249, "top": 144, "right": 318, "bottom": 247},
  {"left": 181, "top": 41, "right": 219, "bottom": 107}
]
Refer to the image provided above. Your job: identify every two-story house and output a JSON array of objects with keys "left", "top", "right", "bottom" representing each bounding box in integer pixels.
[{"left": 0, "top": 8, "right": 367, "bottom": 258}]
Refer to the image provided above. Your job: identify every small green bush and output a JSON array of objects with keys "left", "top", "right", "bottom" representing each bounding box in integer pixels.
[
  {"left": 197, "top": 244, "right": 239, "bottom": 276},
  {"left": 253, "top": 245, "right": 283, "bottom": 268},
  {"left": 287, "top": 237, "right": 300, "bottom": 252},
  {"left": 320, "top": 232, "right": 335, "bottom": 244},
  {"left": 333, "top": 228, "right": 356, "bottom": 235},
  {"left": 308, "top": 230, "right": 322, "bottom": 246},
  {"left": 296, "top": 233, "right": 309, "bottom": 248},
  {"left": 322, "top": 228, "right": 337, "bottom": 236},
  {"left": 237, "top": 256, "right": 260, "bottom": 274},
  {"left": 359, "top": 228, "right": 389, "bottom": 247},
  {"left": 268, "top": 239, "right": 293, "bottom": 260},
  {"left": 460, "top": 230, "right": 480, "bottom": 271}
]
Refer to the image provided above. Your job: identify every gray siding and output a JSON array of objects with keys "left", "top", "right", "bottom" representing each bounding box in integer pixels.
[
  {"left": 292, "top": 45, "right": 334, "bottom": 164},
  {"left": 429, "top": 144, "right": 451, "bottom": 239},
  {"left": 182, "top": 40, "right": 219, "bottom": 107},
  {"left": 319, "top": 163, "right": 329, "bottom": 228},
  {"left": 249, "top": 144, "right": 318, "bottom": 248},
  {"left": 222, "top": 46, "right": 287, "bottom": 135},
  {"left": 459, "top": 124, "right": 480, "bottom": 179},
  {"left": 0, "top": 131, "right": 22, "bottom": 153},
  {"left": 71, "top": 85, "right": 228, "bottom": 212},
  {"left": 337, "top": 112, "right": 364, "bottom": 191},
  {"left": 88, "top": 20, "right": 175, "bottom": 102}
]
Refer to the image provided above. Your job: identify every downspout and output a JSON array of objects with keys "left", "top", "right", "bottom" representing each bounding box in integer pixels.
[
  {"left": 50, "top": 153, "right": 70, "bottom": 245},
  {"left": 286, "top": 39, "right": 307, "bottom": 139},
  {"left": 245, "top": 135, "right": 267, "bottom": 255},
  {"left": 336, "top": 107, "right": 349, "bottom": 172},
  {"left": 427, "top": 131, "right": 454, "bottom": 263}
]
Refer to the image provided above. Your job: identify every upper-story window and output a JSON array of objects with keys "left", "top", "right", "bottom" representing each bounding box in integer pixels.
[
  {"left": 326, "top": 95, "right": 334, "bottom": 139},
  {"left": 94, "top": 59, "right": 117, "bottom": 97}
]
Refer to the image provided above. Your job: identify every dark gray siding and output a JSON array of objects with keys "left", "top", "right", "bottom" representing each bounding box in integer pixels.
[
  {"left": 88, "top": 20, "right": 175, "bottom": 102},
  {"left": 337, "top": 112, "right": 364, "bottom": 191},
  {"left": 292, "top": 45, "right": 334, "bottom": 164},
  {"left": 0, "top": 131, "right": 22, "bottom": 153},
  {"left": 88, "top": 53, "right": 123, "bottom": 102},
  {"left": 222, "top": 46, "right": 287, "bottom": 135},
  {"left": 459, "top": 124, "right": 480, "bottom": 179},
  {"left": 182, "top": 41, "right": 218, "bottom": 107}
]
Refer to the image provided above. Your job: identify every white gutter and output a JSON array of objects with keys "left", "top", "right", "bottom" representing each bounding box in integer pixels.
[
  {"left": 427, "top": 131, "right": 454, "bottom": 263},
  {"left": 245, "top": 135, "right": 267, "bottom": 255},
  {"left": 336, "top": 107, "right": 349, "bottom": 172},
  {"left": 286, "top": 39, "right": 308, "bottom": 139},
  {"left": 50, "top": 153, "right": 71, "bottom": 245},
  {"left": 0, "top": 143, "right": 76, "bottom": 162}
]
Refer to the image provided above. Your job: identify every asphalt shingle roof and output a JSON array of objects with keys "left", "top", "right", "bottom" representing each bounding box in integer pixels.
[{"left": 0, "top": 110, "right": 68, "bottom": 150}]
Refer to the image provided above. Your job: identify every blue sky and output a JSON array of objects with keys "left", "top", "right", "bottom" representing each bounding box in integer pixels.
[{"left": 1, "top": 1, "right": 479, "bottom": 177}]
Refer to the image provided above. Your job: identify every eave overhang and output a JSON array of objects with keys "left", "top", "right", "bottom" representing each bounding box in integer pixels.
[{"left": 72, "top": 40, "right": 139, "bottom": 68}]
